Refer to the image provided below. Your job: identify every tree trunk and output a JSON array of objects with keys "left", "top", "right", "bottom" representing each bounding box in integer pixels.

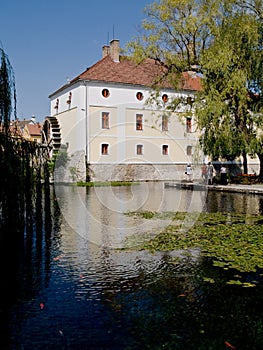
[{"left": 242, "top": 152, "right": 248, "bottom": 174}]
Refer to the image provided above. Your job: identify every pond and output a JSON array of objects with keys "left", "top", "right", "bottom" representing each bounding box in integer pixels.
[{"left": 1, "top": 182, "right": 263, "bottom": 349}]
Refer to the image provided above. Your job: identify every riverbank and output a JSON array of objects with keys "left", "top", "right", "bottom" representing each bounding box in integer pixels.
[{"left": 165, "top": 181, "right": 263, "bottom": 195}]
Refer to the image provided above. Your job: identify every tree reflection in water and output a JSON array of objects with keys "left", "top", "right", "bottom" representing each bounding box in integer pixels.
[{"left": 1, "top": 184, "right": 263, "bottom": 349}]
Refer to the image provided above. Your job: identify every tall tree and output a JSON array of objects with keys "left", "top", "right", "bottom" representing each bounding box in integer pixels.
[
  {"left": 127, "top": 0, "right": 221, "bottom": 80},
  {"left": 127, "top": 0, "right": 263, "bottom": 179},
  {"left": 197, "top": 2, "right": 263, "bottom": 177},
  {"left": 0, "top": 47, "right": 50, "bottom": 237},
  {"left": 0, "top": 47, "right": 17, "bottom": 132}
]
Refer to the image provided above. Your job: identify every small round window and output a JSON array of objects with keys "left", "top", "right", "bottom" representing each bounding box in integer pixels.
[
  {"left": 162, "top": 94, "right": 168, "bottom": 103},
  {"left": 136, "top": 92, "right": 144, "bottom": 101},
  {"left": 102, "top": 88, "right": 110, "bottom": 98}
]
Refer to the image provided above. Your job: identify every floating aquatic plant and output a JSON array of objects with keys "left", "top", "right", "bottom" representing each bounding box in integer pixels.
[{"left": 125, "top": 210, "right": 263, "bottom": 286}]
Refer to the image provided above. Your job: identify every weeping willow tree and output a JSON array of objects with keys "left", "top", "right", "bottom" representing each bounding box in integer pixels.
[
  {"left": 197, "top": 2, "right": 263, "bottom": 178},
  {"left": 0, "top": 47, "right": 50, "bottom": 238},
  {"left": 0, "top": 48, "right": 16, "bottom": 133},
  {"left": 127, "top": 0, "right": 263, "bottom": 179}
]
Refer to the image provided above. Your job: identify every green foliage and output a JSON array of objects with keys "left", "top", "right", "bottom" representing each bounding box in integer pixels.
[
  {"left": 0, "top": 47, "right": 50, "bottom": 236},
  {"left": 198, "top": 9, "right": 263, "bottom": 163},
  {"left": 127, "top": 0, "right": 263, "bottom": 177},
  {"left": 126, "top": 0, "right": 247, "bottom": 85},
  {"left": 0, "top": 133, "right": 50, "bottom": 235}
]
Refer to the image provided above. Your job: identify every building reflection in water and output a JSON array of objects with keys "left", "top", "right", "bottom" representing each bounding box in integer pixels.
[
  {"left": 54, "top": 182, "right": 207, "bottom": 249},
  {"left": 205, "top": 190, "right": 263, "bottom": 216},
  {"left": 1, "top": 183, "right": 263, "bottom": 349}
]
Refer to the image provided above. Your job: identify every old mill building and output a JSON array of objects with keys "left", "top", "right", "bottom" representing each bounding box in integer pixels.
[{"left": 45, "top": 39, "right": 202, "bottom": 182}]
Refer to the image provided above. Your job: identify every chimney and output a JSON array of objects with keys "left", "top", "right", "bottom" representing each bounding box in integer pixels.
[
  {"left": 109, "top": 39, "right": 120, "bottom": 62},
  {"left": 102, "top": 45, "right": 110, "bottom": 58}
]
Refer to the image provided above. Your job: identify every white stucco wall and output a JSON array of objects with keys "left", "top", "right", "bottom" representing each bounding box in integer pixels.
[{"left": 49, "top": 81, "right": 201, "bottom": 181}]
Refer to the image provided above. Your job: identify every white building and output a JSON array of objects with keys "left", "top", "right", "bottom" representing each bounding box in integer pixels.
[{"left": 45, "top": 39, "right": 202, "bottom": 182}]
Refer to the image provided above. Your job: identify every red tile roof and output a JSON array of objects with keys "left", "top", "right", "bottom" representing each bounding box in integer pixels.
[
  {"left": 181, "top": 71, "right": 202, "bottom": 91},
  {"left": 50, "top": 55, "right": 202, "bottom": 96},
  {"left": 26, "top": 123, "right": 41, "bottom": 136}
]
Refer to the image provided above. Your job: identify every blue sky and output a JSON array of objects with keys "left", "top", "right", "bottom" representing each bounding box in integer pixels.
[{"left": 0, "top": 0, "right": 152, "bottom": 121}]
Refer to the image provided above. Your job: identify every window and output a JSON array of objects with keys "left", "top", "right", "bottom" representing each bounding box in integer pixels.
[
  {"left": 54, "top": 99, "right": 59, "bottom": 110},
  {"left": 136, "top": 114, "right": 143, "bottom": 130},
  {"left": 137, "top": 144, "right": 143, "bottom": 155},
  {"left": 186, "top": 145, "right": 192, "bottom": 156},
  {"left": 101, "top": 143, "right": 109, "bottom": 155},
  {"left": 162, "top": 115, "right": 168, "bottom": 131},
  {"left": 162, "top": 94, "right": 168, "bottom": 103},
  {"left": 136, "top": 92, "right": 144, "bottom": 101},
  {"left": 102, "top": 112, "right": 109, "bottom": 129},
  {"left": 186, "top": 117, "right": 192, "bottom": 133},
  {"left": 102, "top": 88, "right": 110, "bottom": 98},
  {"left": 187, "top": 96, "right": 193, "bottom": 105},
  {"left": 162, "top": 145, "right": 169, "bottom": 155},
  {"left": 67, "top": 92, "right": 72, "bottom": 105}
]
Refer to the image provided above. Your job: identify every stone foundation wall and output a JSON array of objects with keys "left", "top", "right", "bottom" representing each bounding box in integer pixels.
[
  {"left": 53, "top": 155, "right": 198, "bottom": 183},
  {"left": 53, "top": 150, "right": 86, "bottom": 183},
  {"left": 89, "top": 163, "right": 202, "bottom": 182},
  {"left": 53, "top": 154, "right": 259, "bottom": 184}
]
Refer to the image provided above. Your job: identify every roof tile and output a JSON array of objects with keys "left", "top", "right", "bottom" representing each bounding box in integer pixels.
[{"left": 52, "top": 55, "right": 202, "bottom": 95}]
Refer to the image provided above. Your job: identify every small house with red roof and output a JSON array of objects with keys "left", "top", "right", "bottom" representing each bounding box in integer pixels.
[
  {"left": 45, "top": 40, "right": 203, "bottom": 182},
  {"left": 23, "top": 122, "right": 42, "bottom": 143},
  {"left": 10, "top": 117, "right": 42, "bottom": 143}
]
